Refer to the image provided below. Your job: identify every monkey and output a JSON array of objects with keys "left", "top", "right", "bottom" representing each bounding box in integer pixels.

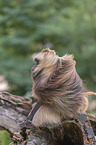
[{"left": 21, "top": 48, "right": 96, "bottom": 128}]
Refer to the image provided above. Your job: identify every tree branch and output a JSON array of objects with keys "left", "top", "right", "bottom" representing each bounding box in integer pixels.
[{"left": 0, "top": 92, "right": 31, "bottom": 135}]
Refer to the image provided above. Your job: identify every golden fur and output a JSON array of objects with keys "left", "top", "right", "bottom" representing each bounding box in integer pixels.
[{"left": 31, "top": 48, "right": 96, "bottom": 126}]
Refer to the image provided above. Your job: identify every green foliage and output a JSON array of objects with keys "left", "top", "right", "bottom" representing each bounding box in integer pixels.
[
  {"left": 0, "top": 131, "right": 11, "bottom": 145},
  {"left": 0, "top": 0, "right": 96, "bottom": 143},
  {"left": 0, "top": 0, "right": 96, "bottom": 96}
]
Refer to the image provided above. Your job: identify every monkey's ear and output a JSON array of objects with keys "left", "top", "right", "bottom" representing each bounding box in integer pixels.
[{"left": 42, "top": 48, "right": 56, "bottom": 55}]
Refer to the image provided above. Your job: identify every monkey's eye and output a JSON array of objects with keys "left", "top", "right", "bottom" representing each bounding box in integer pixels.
[{"left": 34, "top": 58, "right": 39, "bottom": 65}]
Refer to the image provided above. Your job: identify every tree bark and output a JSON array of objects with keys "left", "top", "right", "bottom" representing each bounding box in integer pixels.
[
  {"left": 0, "top": 92, "right": 31, "bottom": 135},
  {"left": 0, "top": 92, "right": 96, "bottom": 145}
]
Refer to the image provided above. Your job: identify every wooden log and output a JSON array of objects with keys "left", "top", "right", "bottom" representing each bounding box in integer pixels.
[
  {"left": 0, "top": 92, "right": 96, "bottom": 145},
  {"left": 0, "top": 92, "right": 31, "bottom": 135}
]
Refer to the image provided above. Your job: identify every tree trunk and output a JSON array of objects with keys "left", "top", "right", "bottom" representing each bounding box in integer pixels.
[{"left": 0, "top": 92, "right": 96, "bottom": 145}]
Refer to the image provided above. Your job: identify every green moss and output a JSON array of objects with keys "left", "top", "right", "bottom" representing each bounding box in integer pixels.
[{"left": 0, "top": 131, "right": 11, "bottom": 145}]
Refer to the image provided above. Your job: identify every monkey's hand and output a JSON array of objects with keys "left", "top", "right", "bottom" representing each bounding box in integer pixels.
[{"left": 20, "top": 120, "right": 36, "bottom": 130}]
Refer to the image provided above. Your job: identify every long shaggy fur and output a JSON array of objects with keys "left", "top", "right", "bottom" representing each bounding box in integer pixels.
[{"left": 31, "top": 48, "right": 95, "bottom": 126}]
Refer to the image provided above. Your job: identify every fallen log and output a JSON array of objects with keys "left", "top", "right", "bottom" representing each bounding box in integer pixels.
[{"left": 0, "top": 92, "right": 96, "bottom": 145}]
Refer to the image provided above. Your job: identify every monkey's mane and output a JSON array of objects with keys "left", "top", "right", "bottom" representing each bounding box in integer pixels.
[{"left": 32, "top": 50, "right": 87, "bottom": 119}]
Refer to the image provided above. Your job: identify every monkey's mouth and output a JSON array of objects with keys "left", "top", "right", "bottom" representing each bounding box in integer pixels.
[{"left": 32, "top": 64, "right": 37, "bottom": 72}]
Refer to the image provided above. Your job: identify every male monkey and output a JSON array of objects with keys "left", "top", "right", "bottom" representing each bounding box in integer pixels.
[{"left": 22, "top": 48, "right": 96, "bottom": 128}]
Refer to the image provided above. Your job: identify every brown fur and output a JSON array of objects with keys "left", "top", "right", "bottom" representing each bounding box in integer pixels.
[{"left": 31, "top": 48, "right": 96, "bottom": 126}]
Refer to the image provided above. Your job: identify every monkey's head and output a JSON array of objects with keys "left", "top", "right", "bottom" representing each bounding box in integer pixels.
[
  {"left": 32, "top": 48, "right": 75, "bottom": 80},
  {"left": 32, "top": 48, "right": 58, "bottom": 80},
  {"left": 31, "top": 48, "right": 87, "bottom": 119}
]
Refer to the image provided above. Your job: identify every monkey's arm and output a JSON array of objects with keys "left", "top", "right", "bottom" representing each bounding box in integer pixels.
[{"left": 21, "top": 101, "right": 41, "bottom": 128}]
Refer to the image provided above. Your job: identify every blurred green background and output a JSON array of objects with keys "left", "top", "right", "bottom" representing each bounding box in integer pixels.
[{"left": 0, "top": 0, "right": 96, "bottom": 144}]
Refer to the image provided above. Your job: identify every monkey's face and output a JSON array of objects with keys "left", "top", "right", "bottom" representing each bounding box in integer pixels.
[{"left": 32, "top": 48, "right": 58, "bottom": 80}]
